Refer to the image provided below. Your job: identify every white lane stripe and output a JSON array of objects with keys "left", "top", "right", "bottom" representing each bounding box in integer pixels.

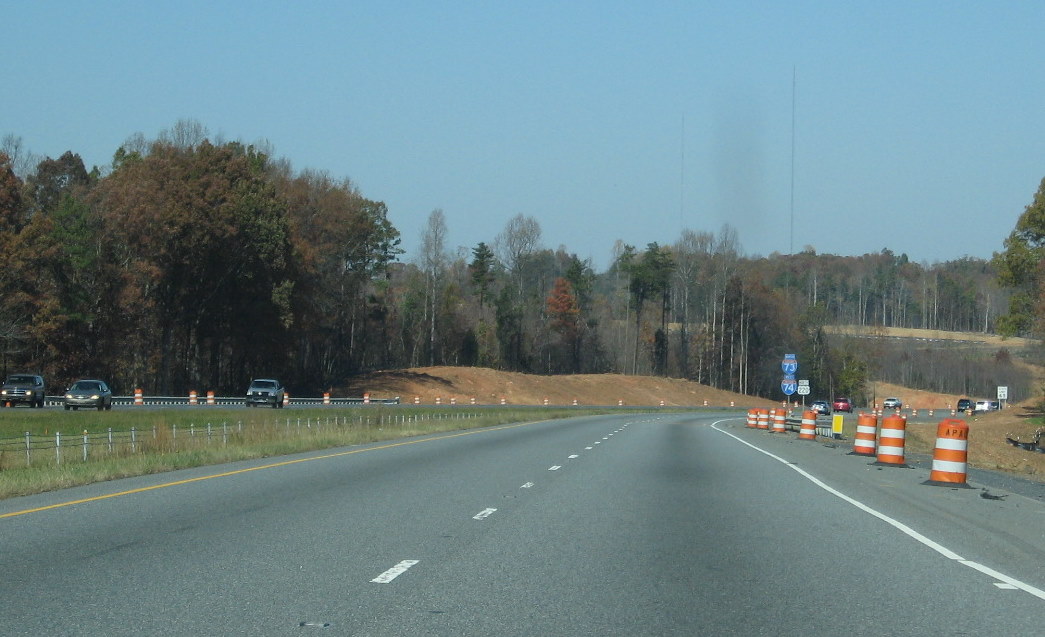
[
  {"left": 711, "top": 421, "right": 1045, "bottom": 602},
  {"left": 473, "top": 508, "right": 497, "bottom": 520},
  {"left": 549, "top": 465, "right": 562, "bottom": 471},
  {"left": 568, "top": 454, "right": 579, "bottom": 459},
  {"left": 371, "top": 560, "right": 419, "bottom": 583},
  {"left": 585, "top": 447, "right": 593, "bottom": 450},
  {"left": 520, "top": 482, "right": 534, "bottom": 488}
]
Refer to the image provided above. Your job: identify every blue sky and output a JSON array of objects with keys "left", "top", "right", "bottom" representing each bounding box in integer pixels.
[{"left": 4, "top": 1, "right": 1043, "bottom": 269}]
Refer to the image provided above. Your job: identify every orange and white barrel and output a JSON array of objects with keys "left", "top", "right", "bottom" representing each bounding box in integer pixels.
[
  {"left": 435, "top": 397, "right": 441, "bottom": 405},
  {"left": 746, "top": 409, "right": 758, "bottom": 429},
  {"left": 363, "top": 393, "right": 370, "bottom": 405},
  {"left": 323, "top": 392, "right": 330, "bottom": 405},
  {"left": 572, "top": 398, "right": 578, "bottom": 406},
  {"left": 926, "top": 419, "right": 970, "bottom": 486},
  {"left": 500, "top": 397, "right": 506, "bottom": 405},
  {"left": 771, "top": 409, "right": 787, "bottom": 433},
  {"left": 543, "top": 398, "right": 549, "bottom": 406},
  {"left": 206, "top": 390, "right": 215, "bottom": 406},
  {"left": 703, "top": 399, "right": 708, "bottom": 407},
  {"left": 799, "top": 410, "right": 817, "bottom": 440},
  {"left": 851, "top": 413, "right": 878, "bottom": 456},
  {"left": 756, "top": 408, "right": 770, "bottom": 430},
  {"left": 451, "top": 397, "right": 457, "bottom": 405},
  {"left": 189, "top": 390, "right": 198, "bottom": 406},
  {"left": 660, "top": 399, "right": 665, "bottom": 407},
  {"left": 134, "top": 389, "right": 143, "bottom": 406},
  {"left": 470, "top": 397, "right": 476, "bottom": 405},
  {"left": 729, "top": 400, "right": 735, "bottom": 408},
  {"left": 618, "top": 399, "right": 624, "bottom": 406},
  {"left": 414, "top": 396, "right": 420, "bottom": 404},
  {"left": 875, "top": 414, "right": 908, "bottom": 466},
  {"left": 283, "top": 392, "right": 289, "bottom": 407}
]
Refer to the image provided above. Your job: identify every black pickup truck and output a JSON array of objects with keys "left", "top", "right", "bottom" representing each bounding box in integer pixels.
[{"left": 1, "top": 374, "right": 46, "bottom": 408}]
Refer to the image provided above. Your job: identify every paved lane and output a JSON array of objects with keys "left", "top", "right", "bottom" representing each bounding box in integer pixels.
[{"left": 1, "top": 413, "right": 1042, "bottom": 635}]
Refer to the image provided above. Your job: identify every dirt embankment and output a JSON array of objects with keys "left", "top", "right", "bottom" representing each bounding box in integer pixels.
[{"left": 344, "top": 366, "right": 1045, "bottom": 483}]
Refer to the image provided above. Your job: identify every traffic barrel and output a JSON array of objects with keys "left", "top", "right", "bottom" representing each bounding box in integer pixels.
[
  {"left": 746, "top": 409, "right": 758, "bottom": 429},
  {"left": 189, "top": 390, "right": 198, "bottom": 406},
  {"left": 875, "top": 414, "right": 908, "bottom": 467},
  {"left": 756, "top": 408, "right": 770, "bottom": 430},
  {"left": 206, "top": 390, "right": 215, "bottom": 406},
  {"left": 134, "top": 389, "right": 143, "bottom": 406},
  {"left": 323, "top": 392, "right": 330, "bottom": 405},
  {"left": 771, "top": 409, "right": 786, "bottom": 433},
  {"left": 850, "top": 413, "right": 878, "bottom": 456},
  {"left": 283, "top": 392, "right": 289, "bottom": 407},
  {"left": 924, "top": 419, "right": 971, "bottom": 487},
  {"left": 799, "top": 410, "right": 817, "bottom": 440}
]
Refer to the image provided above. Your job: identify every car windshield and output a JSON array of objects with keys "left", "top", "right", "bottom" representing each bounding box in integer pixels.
[
  {"left": 251, "top": 380, "right": 276, "bottom": 389},
  {"left": 71, "top": 381, "right": 101, "bottom": 391},
  {"left": 7, "top": 375, "right": 37, "bottom": 384}
]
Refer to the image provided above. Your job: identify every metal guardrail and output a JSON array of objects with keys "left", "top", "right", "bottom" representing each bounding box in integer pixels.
[{"left": 33, "top": 395, "right": 403, "bottom": 408}]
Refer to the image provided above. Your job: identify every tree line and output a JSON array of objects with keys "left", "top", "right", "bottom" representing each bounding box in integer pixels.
[{"left": 0, "top": 124, "right": 1035, "bottom": 403}]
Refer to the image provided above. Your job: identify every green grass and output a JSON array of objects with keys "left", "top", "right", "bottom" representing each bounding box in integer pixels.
[{"left": 0, "top": 405, "right": 656, "bottom": 500}]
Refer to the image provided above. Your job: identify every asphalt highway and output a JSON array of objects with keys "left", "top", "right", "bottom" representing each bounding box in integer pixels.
[{"left": 1, "top": 412, "right": 1042, "bottom": 635}]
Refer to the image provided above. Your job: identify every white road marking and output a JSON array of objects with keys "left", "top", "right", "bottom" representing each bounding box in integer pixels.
[
  {"left": 473, "top": 508, "right": 497, "bottom": 520},
  {"left": 520, "top": 482, "right": 534, "bottom": 489},
  {"left": 568, "top": 454, "right": 579, "bottom": 459},
  {"left": 712, "top": 421, "right": 1045, "bottom": 602},
  {"left": 585, "top": 447, "right": 593, "bottom": 450},
  {"left": 549, "top": 465, "right": 562, "bottom": 471},
  {"left": 371, "top": 560, "right": 419, "bottom": 583},
  {"left": 593, "top": 441, "right": 601, "bottom": 445},
  {"left": 995, "top": 583, "right": 1018, "bottom": 590}
]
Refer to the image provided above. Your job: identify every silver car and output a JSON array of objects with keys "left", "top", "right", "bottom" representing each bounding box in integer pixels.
[
  {"left": 64, "top": 379, "right": 113, "bottom": 411},
  {"left": 246, "top": 378, "right": 285, "bottom": 408}
]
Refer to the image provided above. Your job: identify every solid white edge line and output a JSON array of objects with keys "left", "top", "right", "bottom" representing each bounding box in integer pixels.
[
  {"left": 371, "top": 559, "right": 420, "bottom": 583},
  {"left": 710, "top": 420, "right": 1045, "bottom": 602}
]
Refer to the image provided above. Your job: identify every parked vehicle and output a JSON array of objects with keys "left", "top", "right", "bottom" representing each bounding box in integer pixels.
[
  {"left": 1, "top": 374, "right": 46, "bottom": 408},
  {"left": 811, "top": 400, "right": 831, "bottom": 415},
  {"left": 64, "top": 379, "right": 113, "bottom": 411},
  {"left": 883, "top": 397, "right": 903, "bottom": 409},
  {"left": 832, "top": 397, "right": 853, "bottom": 413},
  {"left": 956, "top": 398, "right": 973, "bottom": 413},
  {"left": 246, "top": 379, "right": 285, "bottom": 408}
]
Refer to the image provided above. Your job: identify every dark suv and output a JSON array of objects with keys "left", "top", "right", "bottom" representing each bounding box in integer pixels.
[
  {"left": 1, "top": 374, "right": 46, "bottom": 408},
  {"left": 246, "top": 379, "right": 285, "bottom": 408}
]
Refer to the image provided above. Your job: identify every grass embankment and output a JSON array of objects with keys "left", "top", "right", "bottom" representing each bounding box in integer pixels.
[{"left": 0, "top": 405, "right": 649, "bottom": 500}]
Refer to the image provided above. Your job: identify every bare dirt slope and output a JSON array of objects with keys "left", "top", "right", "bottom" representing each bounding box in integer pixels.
[
  {"left": 344, "top": 366, "right": 779, "bottom": 408},
  {"left": 345, "top": 366, "right": 1045, "bottom": 483}
]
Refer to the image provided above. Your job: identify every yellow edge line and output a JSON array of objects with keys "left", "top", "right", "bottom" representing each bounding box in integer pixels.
[{"left": 1, "top": 420, "right": 540, "bottom": 519}]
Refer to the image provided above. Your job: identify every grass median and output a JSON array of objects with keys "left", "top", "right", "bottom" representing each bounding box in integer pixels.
[{"left": 0, "top": 405, "right": 660, "bottom": 500}]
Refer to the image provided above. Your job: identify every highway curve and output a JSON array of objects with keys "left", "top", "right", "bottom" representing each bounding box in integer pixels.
[{"left": 0, "top": 412, "right": 1042, "bottom": 635}]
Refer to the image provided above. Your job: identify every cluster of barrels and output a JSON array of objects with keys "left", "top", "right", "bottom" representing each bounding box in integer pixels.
[{"left": 745, "top": 407, "right": 971, "bottom": 487}]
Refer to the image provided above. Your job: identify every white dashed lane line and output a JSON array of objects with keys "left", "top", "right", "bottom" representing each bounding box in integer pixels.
[
  {"left": 521, "top": 482, "right": 534, "bottom": 489},
  {"left": 371, "top": 560, "right": 419, "bottom": 583},
  {"left": 473, "top": 508, "right": 497, "bottom": 520},
  {"left": 549, "top": 465, "right": 562, "bottom": 471},
  {"left": 568, "top": 454, "right": 579, "bottom": 459}
]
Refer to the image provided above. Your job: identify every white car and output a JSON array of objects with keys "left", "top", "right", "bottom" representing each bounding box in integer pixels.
[
  {"left": 974, "top": 400, "right": 999, "bottom": 412},
  {"left": 882, "top": 397, "right": 903, "bottom": 409}
]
